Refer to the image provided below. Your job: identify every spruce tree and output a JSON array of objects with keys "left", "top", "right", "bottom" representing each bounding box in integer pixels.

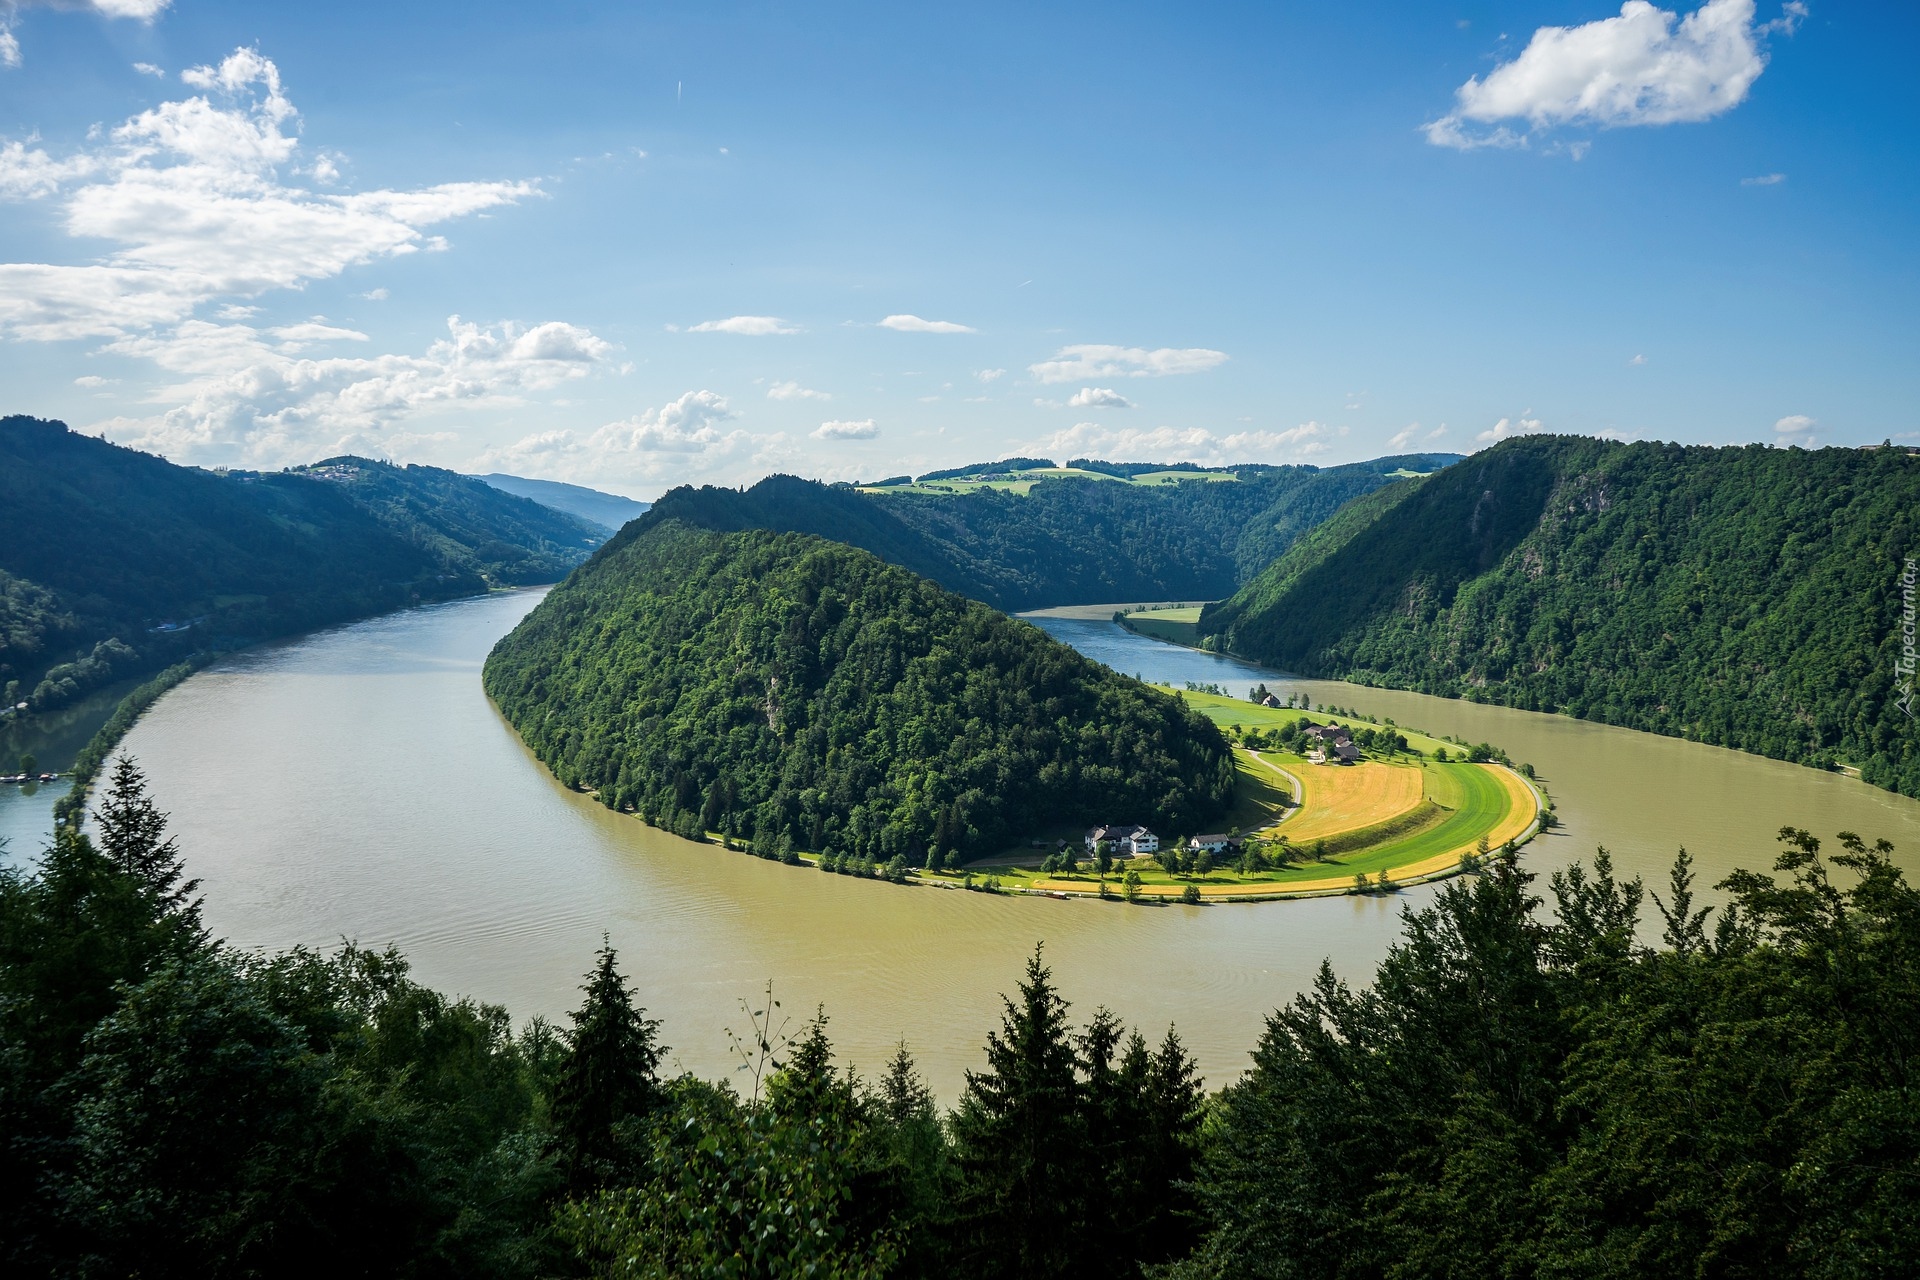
[
  {"left": 92, "top": 756, "right": 204, "bottom": 947},
  {"left": 549, "top": 942, "right": 666, "bottom": 1192},
  {"left": 950, "top": 945, "right": 1089, "bottom": 1278}
]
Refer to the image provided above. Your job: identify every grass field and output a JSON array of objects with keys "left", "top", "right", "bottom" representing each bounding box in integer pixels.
[
  {"left": 1270, "top": 756, "right": 1425, "bottom": 841},
  {"left": 858, "top": 465, "right": 1242, "bottom": 498},
  {"left": 963, "top": 685, "right": 1544, "bottom": 900},
  {"left": 1122, "top": 604, "right": 1205, "bottom": 644},
  {"left": 753, "top": 673, "right": 1542, "bottom": 904}
]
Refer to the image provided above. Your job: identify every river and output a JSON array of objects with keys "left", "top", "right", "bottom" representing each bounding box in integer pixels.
[{"left": 32, "top": 590, "right": 1920, "bottom": 1099}]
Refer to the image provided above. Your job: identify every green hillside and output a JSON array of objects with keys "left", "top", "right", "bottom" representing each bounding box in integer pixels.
[
  {"left": 633, "top": 453, "right": 1457, "bottom": 613},
  {"left": 482, "top": 521, "right": 1235, "bottom": 863},
  {"left": 1201, "top": 436, "right": 1920, "bottom": 796},
  {"left": 0, "top": 417, "right": 605, "bottom": 723},
  {"left": 290, "top": 457, "right": 606, "bottom": 584}
]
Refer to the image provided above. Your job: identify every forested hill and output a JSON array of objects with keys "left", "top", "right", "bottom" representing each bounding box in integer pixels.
[
  {"left": 1201, "top": 435, "right": 1920, "bottom": 795},
  {"left": 483, "top": 520, "right": 1235, "bottom": 863},
  {"left": 0, "top": 417, "right": 605, "bottom": 720},
  {"left": 631, "top": 454, "right": 1455, "bottom": 612}
]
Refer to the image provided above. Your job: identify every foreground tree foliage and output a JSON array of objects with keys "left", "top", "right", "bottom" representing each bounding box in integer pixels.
[
  {"left": 484, "top": 522, "right": 1235, "bottom": 863},
  {"left": 2, "top": 764, "right": 1916, "bottom": 1276}
]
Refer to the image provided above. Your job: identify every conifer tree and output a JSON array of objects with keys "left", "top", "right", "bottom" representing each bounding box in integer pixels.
[
  {"left": 92, "top": 756, "right": 204, "bottom": 947},
  {"left": 950, "top": 945, "right": 1089, "bottom": 1278},
  {"left": 550, "top": 942, "right": 666, "bottom": 1192}
]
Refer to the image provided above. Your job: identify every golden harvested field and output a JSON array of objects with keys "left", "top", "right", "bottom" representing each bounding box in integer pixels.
[{"left": 1266, "top": 755, "right": 1426, "bottom": 841}]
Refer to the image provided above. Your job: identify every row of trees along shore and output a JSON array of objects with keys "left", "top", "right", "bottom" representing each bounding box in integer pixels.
[{"left": 3, "top": 761, "right": 1918, "bottom": 1277}]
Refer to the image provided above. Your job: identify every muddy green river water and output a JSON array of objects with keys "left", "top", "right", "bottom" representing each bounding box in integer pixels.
[{"left": 17, "top": 589, "right": 1918, "bottom": 1098}]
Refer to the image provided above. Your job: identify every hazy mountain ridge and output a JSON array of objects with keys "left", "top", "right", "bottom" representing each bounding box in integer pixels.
[{"left": 474, "top": 472, "right": 651, "bottom": 533}]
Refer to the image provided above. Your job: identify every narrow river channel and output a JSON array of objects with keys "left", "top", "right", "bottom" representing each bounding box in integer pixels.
[{"left": 24, "top": 589, "right": 1920, "bottom": 1099}]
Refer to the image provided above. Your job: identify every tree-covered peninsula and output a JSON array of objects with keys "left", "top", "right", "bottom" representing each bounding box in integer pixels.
[
  {"left": 483, "top": 521, "right": 1235, "bottom": 864},
  {"left": 1201, "top": 436, "right": 1920, "bottom": 797}
]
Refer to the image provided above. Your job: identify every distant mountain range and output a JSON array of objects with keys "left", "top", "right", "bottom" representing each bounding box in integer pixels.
[
  {"left": 630, "top": 454, "right": 1460, "bottom": 612},
  {"left": 473, "top": 473, "right": 650, "bottom": 533},
  {"left": 0, "top": 416, "right": 608, "bottom": 720},
  {"left": 1200, "top": 435, "right": 1920, "bottom": 798}
]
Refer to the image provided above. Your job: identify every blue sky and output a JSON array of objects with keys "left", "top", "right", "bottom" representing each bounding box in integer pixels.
[{"left": 0, "top": 0, "right": 1911, "bottom": 497}]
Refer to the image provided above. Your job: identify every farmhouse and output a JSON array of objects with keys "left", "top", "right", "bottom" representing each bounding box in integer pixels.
[
  {"left": 1085, "top": 824, "right": 1160, "bottom": 855},
  {"left": 1190, "top": 833, "right": 1231, "bottom": 854}
]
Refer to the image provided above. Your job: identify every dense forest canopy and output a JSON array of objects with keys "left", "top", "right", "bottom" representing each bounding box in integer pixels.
[
  {"left": 4, "top": 764, "right": 1915, "bottom": 1277},
  {"left": 483, "top": 521, "right": 1236, "bottom": 863},
  {"left": 632, "top": 453, "right": 1457, "bottom": 613},
  {"left": 1202, "top": 436, "right": 1920, "bottom": 799},
  {"left": 0, "top": 417, "right": 605, "bottom": 721}
]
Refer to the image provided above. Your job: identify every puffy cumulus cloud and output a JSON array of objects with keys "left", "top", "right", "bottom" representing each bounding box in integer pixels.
[
  {"left": 591, "top": 390, "right": 738, "bottom": 453},
  {"left": 1029, "top": 344, "right": 1228, "bottom": 384},
  {"left": 1425, "top": 0, "right": 1797, "bottom": 150},
  {"left": 1039, "top": 420, "right": 1335, "bottom": 465},
  {"left": 1068, "top": 386, "right": 1133, "bottom": 409},
  {"left": 811, "top": 418, "right": 878, "bottom": 441},
  {"left": 1477, "top": 415, "right": 1546, "bottom": 444},
  {"left": 767, "top": 380, "right": 829, "bottom": 401},
  {"left": 475, "top": 390, "right": 750, "bottom": 485},
  {"left": 879, "top": 314, "right": 975, "bottom": 334},
  {"left": 0, "top": 48, "right": 535, "bottom": 340},
  {"left": 101, "top": 314, "right": 614, "bottom": 466},
  {"left": 686, "top": 315, "right": 797, "bottom": 335}
]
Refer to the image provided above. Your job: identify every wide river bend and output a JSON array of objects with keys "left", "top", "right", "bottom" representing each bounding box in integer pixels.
[{"left": 25, "top": 590, "right": 1920, "bottom": 1098}]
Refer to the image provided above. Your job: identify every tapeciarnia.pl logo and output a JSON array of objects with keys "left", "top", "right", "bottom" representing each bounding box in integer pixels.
[{"left": 1899, "top": 557, "right": 1918, "bottom": 721}]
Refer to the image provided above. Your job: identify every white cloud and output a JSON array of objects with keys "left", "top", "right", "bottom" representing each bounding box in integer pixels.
[
  {"left": 1425, "top": 0, "right": 1791, "bottom": 150},
  {"left": 132, "top": 61, "right": 164, "bottom": 77},
  {"left": 360, "top": 287, "right": 388, "bottom": 301},
  {"left": 475, "top": 390, "right": 749, "bottom": 484},
  {"left": 974, "top": 367, "right": 1006, "bottom": 382},
  {"left": 1, "top": 3, "right": 170, "bottom": 70},
  {"left": 99, "top": 314, "right": 614, "bottom": 466},
  {"left": 1774, "top": 413, "right": 1819, "bottom": 444},
  {"left": 1477, "top": 415, "right": 1546, "bottom": 443},
  {"left": 268, "top": 321, "right": 369, "bottom": 349},
  {"left": 1039, "top": 421, "right": 1331, "bottom": 464},
  {"left": 1029, "top": 344, "right": 1229, "bottom": 384},
  {"left": 812, "top": 418, "right": 879, "bottom": 441},
  {"left": 1387, "top": 424, "right": 1419, "bottom": 449},
  {"left": 73, "top": 373, "right": 112, "bottom": 387},
  {"left": 686, "top": 315, "right": 797, "bottom": 335},
  {"left": 767, "top": 380, "right": 829, "bottom": 401},
  {"left": 879, "top": 314, "right": 976, "bottom": 334},
  {"left": 1068, "top": 386, "right": 1133, "bottom": 409},
  {"left": 1742, "top": 171, "right": 1786, "bottom": 185},
  {"left": 1629, "top": 353, "right": 1648, "bottom": 365},
  {"left": 0, "top": 48, "right": 535, "bottom": 339}
]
